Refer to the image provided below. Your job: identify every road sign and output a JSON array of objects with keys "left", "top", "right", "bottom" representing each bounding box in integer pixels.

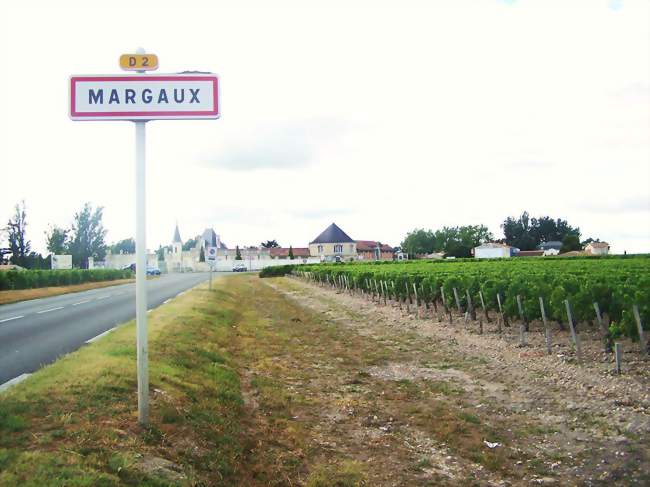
[
  {"left": 120, "top": 54, "right": 159, "bottom": 71},
  {"left": 69, "top": 49, "right": 220, "bottom": 427},
  {"left": 69, "top": 74, "right": 220, "bottom": 121},
  {"left": 206, "top": 246, "right": 217, "bottom": 262}
]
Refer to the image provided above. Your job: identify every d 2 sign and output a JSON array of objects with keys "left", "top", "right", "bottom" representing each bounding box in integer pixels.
[{"left": 69, "top": 74, "right": 219, "bottom": 121}]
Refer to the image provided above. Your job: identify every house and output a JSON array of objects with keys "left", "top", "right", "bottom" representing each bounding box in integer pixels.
[
  {"left": 270, "top": 247, "right": 311, "bottom": 260},
  {"left": 309, "top": 223, "right": 357, "bottom": 262},
  {"left": 585, "top": 242, "right": 610, "bottom": 256},
  {"left": 473, "top": 243, "right": 516, "bottom": 259},
  {"left": 356, "top": 240, "right": 394, "bottom": 260}
]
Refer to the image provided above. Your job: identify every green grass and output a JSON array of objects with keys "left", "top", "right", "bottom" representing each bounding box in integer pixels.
[{"left": 0, "top": 282, "right": 244, "bottom": 486}]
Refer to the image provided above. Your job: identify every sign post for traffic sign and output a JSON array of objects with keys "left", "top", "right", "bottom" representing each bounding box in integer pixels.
[
  {"left": 70, "top": 49, "right": 220, "bottom": 426},
  {"left": 206, "top": 247, "right": 217, "bottom": 290}
]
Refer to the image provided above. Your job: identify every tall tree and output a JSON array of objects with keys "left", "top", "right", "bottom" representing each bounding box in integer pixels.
[
  {"left": 561, "top": 234, "right": 582, "bottom": 253},
  {"left": 261, "top": 240, "right": 280, "bottom": 248},
  {"left": 45, "top": 225, "right": 69, "bottom": 255},
  {"left": 6, "top": 201, "right": 31, "bottom": 267},
  {"left": 235, "top": 245, "right": 242, "bottom": 260},
  {"left": 288, "top": 245, "right": 295, "bottom": 260},
  {"left": 110, "top": 237, "right": 135, "bottom": 255},
  {"left": 502, "top": 212, "right": 580, "bottom": 250},
  {"left": 182, "top": 237, "right": 198, "bottom": 251},
  {"left": 401, "top": 228, "right": 435, "bottom": 256},
  {"left": 68, "top": 203, "right": 108, "bottom": 268},
  {"left": 199, "top": 246, "right": 206, "bottom": 262}
]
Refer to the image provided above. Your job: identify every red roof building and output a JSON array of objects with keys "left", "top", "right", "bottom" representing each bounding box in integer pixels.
[{"left": 355, "top": 240, "right": 394, "bottom": 261}]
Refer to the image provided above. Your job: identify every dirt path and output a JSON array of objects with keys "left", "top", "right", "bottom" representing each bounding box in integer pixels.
[{"left": 234, "top": 276, "right": 649, "bottom": 486}]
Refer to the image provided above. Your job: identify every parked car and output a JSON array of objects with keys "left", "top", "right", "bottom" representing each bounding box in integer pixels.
[
  {"left": 232, "top": 263, "right": 247, "bottom": 272},
  {"left": 146, "top": 266, "right": 161, "bottom": 276},
  {"left": 122, "top": 263, "right": 136, "bottom": 272}
]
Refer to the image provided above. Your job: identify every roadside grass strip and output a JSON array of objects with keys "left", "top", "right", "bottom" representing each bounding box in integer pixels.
[{"left": 0, "top": 280, "right": 244, "bottom": 486}]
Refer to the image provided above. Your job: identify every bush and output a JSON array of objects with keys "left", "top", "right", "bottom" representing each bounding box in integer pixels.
[
  {"left": 0, "top": 269, "right": 133, "bottom": 291},
  {"left": 259, "top": 265, "right": 295, "bottom": 278}
]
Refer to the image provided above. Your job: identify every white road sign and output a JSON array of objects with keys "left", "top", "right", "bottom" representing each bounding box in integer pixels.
[
  {"left": 206, "top": 246, "right": 217, "bottom": 262},
  {"left": 69, "top": 74, "right": 220, "bottom": 121}
]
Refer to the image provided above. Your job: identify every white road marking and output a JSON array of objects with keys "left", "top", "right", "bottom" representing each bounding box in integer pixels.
[
  {"left": 37, "top": 306, "right": 64, "bottom": 314},
  {"left": 163, "top": 298, "right": 171, "bottom": 304},
  {"left": 85, "top": 328, "right": 115, "bottom": 344},
  {"left": 72, "top": 300, "right": 91, "bottom": 306},
  {"left": 96, "top": 295, "right": 110, "bottom": 300},
  {"left": 0, "top": 315, "right": 24, "bottom": 324},
  {"left": 0, "top": 373, "right": 32, "bottom": 393}
]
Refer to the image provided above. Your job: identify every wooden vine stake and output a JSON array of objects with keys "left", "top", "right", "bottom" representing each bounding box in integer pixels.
[
  {"left": 453, "top": 288, "right": 462, "bottom": 315},
  {"left": 413, "top": 283, "right": 420, "bottom": 318},
  {"left": 516, "top": 295, "right": 527, "bottom": 346},
  {"left": 593, "top": 302, "right": 612, "bottom": 354},
  {"left": 615, "top": 343, "right": 622, "bottom": 374},
  {"left": 496, "top": 293, "right": 508, "bottom": 328},
  {"left": 564, "top": 299, "right": 582, "bottom": 362},
  {"left": 539, "top": 297, "right": 552, "bottom": 355},
  {"left": 479, "top": 290, "right": 490, "bottom": 323},
  {"left": 632, "top": 305, "right": 648, "bottom": 355},
  {"left": 466, "top": 290, "right": 476, "bottom": 321},
  {"left": 441, "top": 286, "right": 452, "bottom": 324}
]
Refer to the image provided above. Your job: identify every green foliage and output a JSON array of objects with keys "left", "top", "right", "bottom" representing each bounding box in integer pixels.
[
  {"left": 401, "top": 225, "right": 493, "bottom": 258},
  {"left": 288, "top": 246, "right": 295, "bottom": 260},
  {"left": 68, "top": 203, "right": 108, "bottom": 268},
  {"left": 235, "top": 246, "right": 242, "bottom": 260},
  {"left": 45, "top": 225, "right": 69, "bottom": 255},
  {"left": 261, "top": 240, "right": 280, "bottom": 248},
  {"left": 109, "top": 238, "right": 135, "bottom": 255},
  {"left": 199, "top": 246, "right": 205, "bottom": 262},
  {"left": 503, "top": 211, "right": 580, "bottom": 251},
  {"left": 291, "top": 255, "right": 649, "bottom": 340},
  {"left": 0, "top": 269, "right": 132, "bottom": 291},
  {"left": 561, "top": 234, "right": 582, "bottom": 253},
  {"left": 5, "top": 200, "right": 31, "bottom": 267},
  {"left": 182, "top": 237, "right": 198, "bottom": 251}
]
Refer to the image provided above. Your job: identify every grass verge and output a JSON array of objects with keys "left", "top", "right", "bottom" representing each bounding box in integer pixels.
[
  {"left": 0, "top": 279, "right": 135, "bottom": 305},
  {"left": 0, "top": 279, "right": 243, "bottom": 486}
]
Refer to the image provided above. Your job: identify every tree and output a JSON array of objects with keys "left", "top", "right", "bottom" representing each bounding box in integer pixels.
[
  {"left": 68, "top": 203, "right": 108, "bottom": 268},
  {"left": 401, "top": 229, "right": 435, "bottom": 257},
  {"left": 581, "top": 237, "right": 601, "bottom": 247},
  {"left": 288, "top": 245, "right": 295, "bottom": 260},
  {"left": 46, "top": 225, "right": 69, "bottom": 255},
  {"left": 261, "top": 240, "right": 280, "bottom": 248},
  {"left": 156, "top": 245, "right": 171, "bottom": 261},
  {"left": 199, "top": 246, "right": 206, "bottom": 262},
  {"left": 561, "top": 234, "right": 582, "bottom": 253},
  {"left": 5, "top": 201, "right": 31, "bottom": 267},
  {"left": 110, "top": 237, "right": 135, "bottom": 255},
  {"left": 182, "top": 237, "right": 198, "bottom": 251},
  {"left": 502, "top": 212, "right": 580, "bottom": 250},
  {"left": 235, "top": 245, "right": 242, "bottom": 260}
]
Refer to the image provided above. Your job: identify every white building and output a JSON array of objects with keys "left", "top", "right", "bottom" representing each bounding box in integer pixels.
[
  {"left": 585, "top": 242, "right": 610, "bottom": 256},
  {"left": 474, "top": 243, "right": 515, "bottom": 259}
]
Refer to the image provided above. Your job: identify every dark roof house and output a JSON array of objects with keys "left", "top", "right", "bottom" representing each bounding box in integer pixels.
[{"left": 310, "top": 223, "right": 354, "bottom": 244}]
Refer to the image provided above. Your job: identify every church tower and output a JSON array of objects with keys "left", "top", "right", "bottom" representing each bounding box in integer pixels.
[{"left": 172, "top": 223, "right": 183, "bottom": 255}]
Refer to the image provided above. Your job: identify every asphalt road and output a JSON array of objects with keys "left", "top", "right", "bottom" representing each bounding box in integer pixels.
[{"left": 0, "top": 272, "right": 213, "bottom": 387}]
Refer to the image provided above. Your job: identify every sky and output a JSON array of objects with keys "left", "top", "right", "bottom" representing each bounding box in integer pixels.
[{"left": 1, "top": 0, "right": 648, "bottom": 255}]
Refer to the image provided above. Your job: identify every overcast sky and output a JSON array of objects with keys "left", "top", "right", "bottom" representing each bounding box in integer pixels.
[{"left": 1, "top": 0, "right": 648, "bottom": 255}]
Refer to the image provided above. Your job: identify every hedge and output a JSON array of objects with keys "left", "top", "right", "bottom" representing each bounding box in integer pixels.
[{"left": 0, "top": 269, "right": 133, "bottom": 291}]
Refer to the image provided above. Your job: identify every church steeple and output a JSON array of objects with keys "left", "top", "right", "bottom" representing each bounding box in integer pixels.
[{"left": 173, "top": 222, "right": 182, "bottom": 243}]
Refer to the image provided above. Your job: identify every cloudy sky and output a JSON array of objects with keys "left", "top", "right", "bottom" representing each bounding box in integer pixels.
[{"left": 1, "top": 0, "right": 648, "bottom": 255}]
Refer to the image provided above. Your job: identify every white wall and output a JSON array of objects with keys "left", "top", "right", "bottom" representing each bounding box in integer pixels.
[{"left": 475, "top": 247, "right": 510, "bottom": 259}]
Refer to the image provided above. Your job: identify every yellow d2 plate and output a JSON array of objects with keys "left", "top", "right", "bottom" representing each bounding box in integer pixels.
[{"left": 119, "top": 54, "right": 159, "bottom": 71}]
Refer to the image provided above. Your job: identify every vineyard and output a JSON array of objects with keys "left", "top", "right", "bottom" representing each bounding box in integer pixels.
[
  {"left": 0, "top": 268, "right": 133, "bottom": 291},
  {"left": 261, "top": 256, "right": 650, "bottom": 343}
]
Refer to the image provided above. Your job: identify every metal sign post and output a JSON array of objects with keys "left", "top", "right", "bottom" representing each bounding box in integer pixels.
[
  {"left": 134, "top": 49, "right": 148, "bottom": 425},
  {"left": 206, "top": 246, "right": 217, "bottom": 290},
  {"left": 70, "top": 49, "right": 220, "bottom": 426}
]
